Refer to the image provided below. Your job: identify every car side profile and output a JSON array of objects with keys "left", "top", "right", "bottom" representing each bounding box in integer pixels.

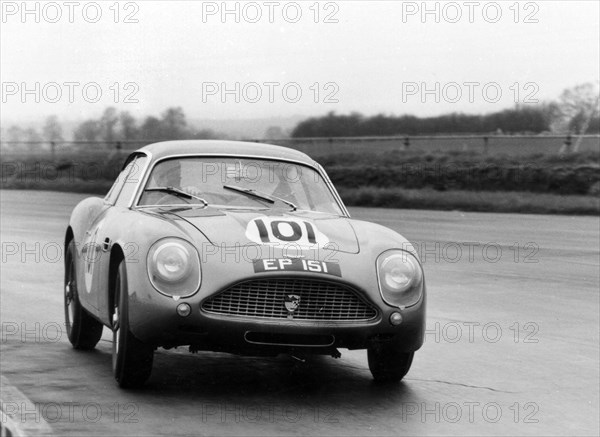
[{"left": 64, "top": 140, "right": 426, "bottom": 387}]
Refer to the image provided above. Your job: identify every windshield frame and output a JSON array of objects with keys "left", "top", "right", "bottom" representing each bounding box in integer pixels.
[{"left": 131, "top": 153, "right": 350, "bottom": 217}]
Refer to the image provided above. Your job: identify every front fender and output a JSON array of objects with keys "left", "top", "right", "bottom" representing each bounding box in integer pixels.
[
  {"left": 101, "top": 208, "right": 212, "bottom": 325},
  {"left": 68, "top": 196, "right": 106, "bottom": 250}
]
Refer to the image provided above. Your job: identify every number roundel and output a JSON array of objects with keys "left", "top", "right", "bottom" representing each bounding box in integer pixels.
[{"left": 246, "top": 217, "right": 329, "bottom": 248}]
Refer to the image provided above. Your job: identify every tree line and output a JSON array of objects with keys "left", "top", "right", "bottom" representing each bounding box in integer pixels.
[
  {"left": 291, "top": 105, "right": 600, "bottom": 137},
  {"left": 1, "top": 107, "right": 222, "bottom": 149},
  {"left": 2, "top": 84, "right": 598, "bottom": 149},
  {"left": 72, "top": 107, "right": 221, "bottom": 142},
  {"left": 291, "top": 83, "right": 600, "bottom": 138}
]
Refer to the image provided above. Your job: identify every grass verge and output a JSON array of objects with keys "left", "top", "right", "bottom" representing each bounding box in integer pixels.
[
  {"left": 1, "top": 178, "right": 112, "bottom": 195},
  {"left": 337, "top": 186, "right": 599, "bottom": 215}
]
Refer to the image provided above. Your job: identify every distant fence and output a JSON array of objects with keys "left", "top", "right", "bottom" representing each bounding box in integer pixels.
[
  {"left": 1, "top": 134, "right": 599, "bottom": 159},
  {"left": 266, "top": 134, "right": 600, "bottom": 157}
]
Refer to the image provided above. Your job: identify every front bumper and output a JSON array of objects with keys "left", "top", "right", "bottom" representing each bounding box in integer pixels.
[{"left": 128, "top": 278, "right": 426, "bottom": 354}]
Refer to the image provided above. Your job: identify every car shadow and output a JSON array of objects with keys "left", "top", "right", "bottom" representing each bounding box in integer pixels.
[
  {"left": 93, "top": 342, "right": 420, "bottom": 407},
  {"left": 4, "top": 338, "right": 425, "bottom": 433}
]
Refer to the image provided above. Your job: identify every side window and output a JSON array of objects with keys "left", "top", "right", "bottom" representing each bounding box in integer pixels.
[
  {"left": 105, "top": 157, "right": 137, "bottom": 205},
  {"left": 116, "top": 156, "right": 148, "bottom": 207}
]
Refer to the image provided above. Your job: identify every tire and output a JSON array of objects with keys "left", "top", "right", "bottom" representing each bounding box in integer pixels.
[
  {"left": 112, "top": 259, "right": 154, "bottom": 388},
  {"left": 367, "top": 342, "right": 414, "bottom": 382},
  {"left": 64, "top": 240, "right": 103, "bottom": 350}
]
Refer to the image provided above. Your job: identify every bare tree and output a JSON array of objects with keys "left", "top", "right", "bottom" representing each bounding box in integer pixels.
[
  {"left": 264, "top": 126, "right": 286, "bottom": 140},
  {"left": 160, "top": 107, "right": 188, "bottom": 139},
  {"left": 74, "top": 120, "right": 102, "bottom": 141},
  {"left": 100, "top": 107, "right": 119, "bottom": 143},
  {"left": 140, "top": 116, "right": 163, "bottom": 140},
  {"left": 42, "top": 115, "right": 64, "bottom": 143},
  {"left": 553, "top": 82, "right": 600, "bottom": 153},
  {"left": 119, "top": 111, "right": 138, "bottom": 140},
  {"left": 6, "top": 125, "right": 25, "bottom": 149},
  {"left": 24, "top": 128, "right": 43, "bottom": 151}
]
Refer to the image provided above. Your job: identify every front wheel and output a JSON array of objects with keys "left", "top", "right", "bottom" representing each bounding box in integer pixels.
[
  {"left": 112, "top": 259, "right": 154, "bottom": 388},
  {"left": 367, "top": 343, "right": 414, "bottom": 382},
  {"left": 64, "top": 240, "right": 103, "bottom": 350}
]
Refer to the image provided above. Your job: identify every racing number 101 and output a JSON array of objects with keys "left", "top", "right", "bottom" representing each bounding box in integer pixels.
[{"left": 255, "top": 219, "right": 317, "bottom": 245}]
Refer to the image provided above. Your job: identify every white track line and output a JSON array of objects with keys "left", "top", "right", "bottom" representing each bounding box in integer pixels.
[{"left": 0, "top": 375, "right": 53, "bottom": 436}]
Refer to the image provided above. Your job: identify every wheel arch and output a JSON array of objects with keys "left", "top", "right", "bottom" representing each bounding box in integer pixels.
[
  {"left": 64, "top": 227, "right": 74, "bottom": 263},
  {"left": 108, "top": 244, "right": 126, "bottom": 323}
]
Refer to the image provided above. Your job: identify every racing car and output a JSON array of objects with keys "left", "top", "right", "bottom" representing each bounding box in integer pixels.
[{"left": 64, "top": 140, "right": 426, "bottom": 387}]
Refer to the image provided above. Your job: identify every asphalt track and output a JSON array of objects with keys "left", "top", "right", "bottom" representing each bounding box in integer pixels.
[{"left": 1, "top": 190, "right": 598, "bottom": 436}]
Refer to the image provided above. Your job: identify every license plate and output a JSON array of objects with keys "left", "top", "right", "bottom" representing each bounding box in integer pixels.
[{"left": 253, "top": 258, "right": 341, "bottom": 277}]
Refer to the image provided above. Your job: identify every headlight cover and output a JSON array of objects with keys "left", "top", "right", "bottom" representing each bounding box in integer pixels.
[
  {"left": 147, "top": 238, "right": 201, "bottom": 297},
  {"left": 376, "top": 250, "right": 423, "bottom": 308}
]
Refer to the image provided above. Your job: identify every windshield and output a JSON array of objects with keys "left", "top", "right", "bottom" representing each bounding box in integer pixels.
[{"left": 138, "top": 157, "right": 344, "bottom": 215}]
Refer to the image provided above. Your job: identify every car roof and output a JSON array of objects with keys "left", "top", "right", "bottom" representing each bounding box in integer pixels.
[{"left": 137, "top": 140, "right": 315, "bottom": 166}]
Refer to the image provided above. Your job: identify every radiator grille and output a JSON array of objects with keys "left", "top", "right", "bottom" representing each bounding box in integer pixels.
[{"left": 201, "top": 278, "right": 377, "bottom": 321}]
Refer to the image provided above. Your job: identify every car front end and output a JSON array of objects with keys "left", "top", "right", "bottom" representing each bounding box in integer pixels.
[{"left": 125, "top": 218, "right": 426, "bottom": 358}]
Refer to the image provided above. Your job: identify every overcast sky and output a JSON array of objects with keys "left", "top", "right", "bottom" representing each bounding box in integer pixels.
[{"left": 1, "top": 0, "right": 599, "bottom": 123}]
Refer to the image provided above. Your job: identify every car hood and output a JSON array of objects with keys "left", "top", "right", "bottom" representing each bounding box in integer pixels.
[{"left": 167, "top": 207, "right": 360, "bottom": 254}]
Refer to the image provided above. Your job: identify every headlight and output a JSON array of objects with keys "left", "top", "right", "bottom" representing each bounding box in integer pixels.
[
  {"left": 147, "top": 238, "right": 201, "bottom": 297},
  {"left": 376, "top": 250, "right": 423, "bottom": 308}
]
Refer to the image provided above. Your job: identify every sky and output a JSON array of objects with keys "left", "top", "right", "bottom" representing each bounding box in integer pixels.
[{"left": 1, "top": 0, "right": 599, "bottom": 124}]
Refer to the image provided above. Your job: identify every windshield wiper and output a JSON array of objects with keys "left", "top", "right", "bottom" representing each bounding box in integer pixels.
[
  {"left": 223, "top": 185, "right": 297, "bottom": 211},
  {"left": 145, "top": 187, "right": 208, "bottom": 206}
]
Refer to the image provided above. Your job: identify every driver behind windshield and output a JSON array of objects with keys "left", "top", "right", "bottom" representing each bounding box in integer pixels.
[
  {"left": 148, "top": 159, "right": 294, "bottom": 200},
  {"left": 147, "top": 159, "right": 201, "bottom": 196},
  {"left": 140, "top": 158, "right": 341, "bottom": 214}
]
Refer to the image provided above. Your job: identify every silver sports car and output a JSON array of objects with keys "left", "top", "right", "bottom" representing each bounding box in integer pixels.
[{"left": 64, "top": 140, "right": 426, "bottom": 387}]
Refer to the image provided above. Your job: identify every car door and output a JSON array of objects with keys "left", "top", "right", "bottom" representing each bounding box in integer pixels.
[
  {"left": 94, "top": 154, "right": 148, "bottom": 320},
  {"left": 79, "top": 155, "right": 144, "bottom": 311}
]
